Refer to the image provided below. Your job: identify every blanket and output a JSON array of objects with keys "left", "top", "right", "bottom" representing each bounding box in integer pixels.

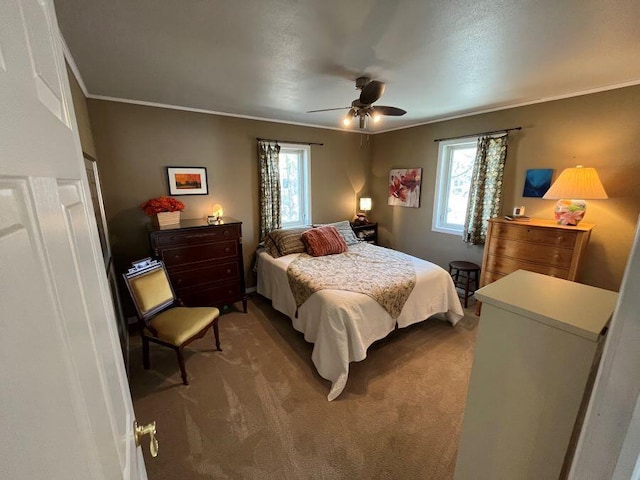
[{"left": 287, "top": 243, "right": 416, "bottom": 319}]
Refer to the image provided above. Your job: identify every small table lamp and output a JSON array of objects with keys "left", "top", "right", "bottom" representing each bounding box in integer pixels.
[
  {"left": 207, "top": 203, "right": 224, "bottom": 224},
  {"left": 542, "top": 165, "right": 607, "bottom": 226},
  {"left": 357, "top": 197, "right": 372, "bottom": 223}
]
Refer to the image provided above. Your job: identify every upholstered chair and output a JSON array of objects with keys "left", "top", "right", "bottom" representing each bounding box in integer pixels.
[{"left": 123, "top": 258, "right": 220, "bottom": 384}]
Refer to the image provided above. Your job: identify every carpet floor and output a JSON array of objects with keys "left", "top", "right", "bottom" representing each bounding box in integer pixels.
[{"left": 129, "top": 295, "right": 479, "bottom": 480}]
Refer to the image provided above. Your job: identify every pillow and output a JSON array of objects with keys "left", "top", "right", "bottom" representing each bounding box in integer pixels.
[
  {"left": 314, "top": 220, "right": 359, "bottom": 246},
  {"left": 302, "top": 226, "right": 348, "bottom": 257},
  {"left": 262, "top": 234, "right": 281, "bottom": 258},
  {"left": 268, "top": 227, "right": 309, "bottom": 256}
]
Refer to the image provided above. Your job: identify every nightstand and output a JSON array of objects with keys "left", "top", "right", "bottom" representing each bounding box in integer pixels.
[{"left": 350, "top": 222, "right": 378, "bottom": 245}]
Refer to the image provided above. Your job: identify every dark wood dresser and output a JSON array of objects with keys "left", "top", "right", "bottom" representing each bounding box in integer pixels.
[{"left": 149, "top": 217, "right": 247, "bottom": 312}]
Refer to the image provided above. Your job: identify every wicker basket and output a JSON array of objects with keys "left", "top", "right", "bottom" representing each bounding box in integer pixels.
[{"left": 156, "top": 211, "right": 181, "bottom": 226}]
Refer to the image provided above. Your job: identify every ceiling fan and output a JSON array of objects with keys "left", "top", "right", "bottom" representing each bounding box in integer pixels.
[{"left": 307, "top": 76, "right": 407, "bottom": 129}]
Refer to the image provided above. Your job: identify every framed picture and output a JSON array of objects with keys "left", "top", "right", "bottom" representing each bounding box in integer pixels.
[
  {"left": 166, "top": 166, "right": 209, "bottom": 195},
  {"left": 388, "top": 168, "right": 422, "bottom": 208},
  {"left": 523, "top": 168, "right": 553, "bottom": 198}
]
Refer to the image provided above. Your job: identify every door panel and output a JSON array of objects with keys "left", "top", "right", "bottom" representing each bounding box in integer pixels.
[{"left": 18, "top": 0, "right": 68, "bottom": 123}]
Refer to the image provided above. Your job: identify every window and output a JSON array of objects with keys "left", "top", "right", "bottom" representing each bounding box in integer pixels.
[
  {"left": 432, "top": 137, "right": 478, "bottom": 235},
  {"left": 279, "top": 143, "right": 311, "bottom": 227}
]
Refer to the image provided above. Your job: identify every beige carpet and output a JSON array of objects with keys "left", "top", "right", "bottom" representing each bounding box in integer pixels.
[{"left": 130, "top": 295, "right": 479, "bottom": 480}]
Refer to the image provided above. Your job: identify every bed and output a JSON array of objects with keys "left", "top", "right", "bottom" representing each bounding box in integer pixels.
[{"left": 256, "top": 230, "right": 464, "bottom": 401}]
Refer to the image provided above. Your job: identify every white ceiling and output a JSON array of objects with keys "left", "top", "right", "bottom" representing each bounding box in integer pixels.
[{"left": 54, "top": 0, "right": 640, "bottom": 133}]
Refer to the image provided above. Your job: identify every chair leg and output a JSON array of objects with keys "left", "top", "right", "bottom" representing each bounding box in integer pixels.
[
  {"left": 176, "top": 348, "right": 188, "bottom": 385},
  {"left": 464, "top": 272, "right": 471, "bottom": 308},
  {"left": 142, "top": 336, "right": 150, "bottom": 370},
  {"left": 212, "top": 319, "right": 222, "bottom": 351}
]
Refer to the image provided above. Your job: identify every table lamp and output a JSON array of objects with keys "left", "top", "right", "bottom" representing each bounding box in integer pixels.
[
  {"left": 354, "top": 197, "right": 372, "bottom": 224},
  {"left": 542, "top": 166, "right": 607, "bottom": 226},
  {"left": 207, "top": 203, "right": 224, "bottom": 224}
]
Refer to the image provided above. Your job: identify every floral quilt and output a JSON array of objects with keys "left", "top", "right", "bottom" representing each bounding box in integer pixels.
[{"left": 287, "top": 243, "right": 416, "bottom": 319}]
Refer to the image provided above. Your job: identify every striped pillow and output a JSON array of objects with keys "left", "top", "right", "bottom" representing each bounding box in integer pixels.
[
  {"left": 302, "top": 226, "right": 348, "bottom": 257},
  {"left": 268, "top": 227, "right": 309, "bottom": 256}
]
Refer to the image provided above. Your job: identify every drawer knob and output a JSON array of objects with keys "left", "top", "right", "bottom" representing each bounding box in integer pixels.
[
  {"left": 174, "top": 254, "right": 181, "bottom": 259},
  {"left": 224, "top": 230, "right": 230, "bottom": 236},
  {"left": 224, "top": 247, "right": 230, "bottom": 253},
  {"left": 226, "top": 269, "right": 231, "bottom": 274},
  {"left": 176, "top": 279, "right": 183, "bottom": 284}
]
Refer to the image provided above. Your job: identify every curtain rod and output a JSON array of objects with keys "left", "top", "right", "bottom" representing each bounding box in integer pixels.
[
  {"left": 433, "top": 127, "right": 522, "bottom": 143},
  {"left": 257, "top": 137, "right": 324, "bottom": 146}
]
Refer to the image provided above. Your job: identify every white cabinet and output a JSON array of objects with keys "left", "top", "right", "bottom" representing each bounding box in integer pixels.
[{"left": 454, "top": 270, "right": 618, "bottom": 480}]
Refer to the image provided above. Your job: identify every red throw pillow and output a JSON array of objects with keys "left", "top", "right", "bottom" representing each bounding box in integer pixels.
[{"left": 302, "top": 225, "right": 348, "bottom": 257}]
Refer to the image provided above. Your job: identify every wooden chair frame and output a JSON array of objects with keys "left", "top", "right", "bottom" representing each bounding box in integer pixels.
[{"left": 123, "top": 259, "right": 220, "bottom": 385}]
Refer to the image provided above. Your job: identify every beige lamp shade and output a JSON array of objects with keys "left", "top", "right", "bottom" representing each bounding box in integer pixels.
[
  {"left": 542, "top": 166, "right": 608, "bottom": 200},
  {"left": 542, "top": 166, "right": 607, "bottom": 226},
  {"left": 359, "top": 197, "right": 372, "bottom": 212}
]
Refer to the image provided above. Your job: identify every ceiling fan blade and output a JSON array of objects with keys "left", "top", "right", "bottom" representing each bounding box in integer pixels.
[
  {"left": 306, "top": 107, "right": 349, "bottom": 113},
  {"left": 359, "top": 80, "right": 385, "bottom": 105},
  {"left": 374, "top": 106, "right": 407, "bottom": 116}
]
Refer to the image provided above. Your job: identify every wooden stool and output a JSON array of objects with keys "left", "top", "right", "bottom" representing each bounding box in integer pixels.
[{"left": 449, "top": 260, "right": 481, "bottom": 308}]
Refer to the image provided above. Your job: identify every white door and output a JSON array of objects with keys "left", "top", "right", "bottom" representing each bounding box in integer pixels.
[{"left": 0, "top": 1, "right": 147, "bottom": 479}]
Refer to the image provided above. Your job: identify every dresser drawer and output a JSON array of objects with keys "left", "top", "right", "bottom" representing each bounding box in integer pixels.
[
  {"left": 177, "top": 282, "right": 243, "bottom": 308},
  {"left": 487, "top": 238, "right": 573, "bottom": 268},
  {"left": 491, "top": 222, "right": 577, "bottom": 249},
  {"left": 153, "top": 224, "right": 240, "bottom": 247},
  {"left": 484, "top": 254, "right": 570, "bottom": 279},
  {"left": 168, "top": 261, "right": 239, "bottom": 289},
  {"left": 161, "top": 240, "right": 238, "bottom": 266}
]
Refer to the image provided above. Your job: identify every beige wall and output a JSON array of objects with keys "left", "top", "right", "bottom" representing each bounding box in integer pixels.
[
  {"left": 87, "top": 100, "right": 371, "bottom": 285},
  {"left": 66, "top": 64, "right": 97, "bottom": 158},
  {"left": 371, "top": 85, "right": 640, "bottom": 292}
]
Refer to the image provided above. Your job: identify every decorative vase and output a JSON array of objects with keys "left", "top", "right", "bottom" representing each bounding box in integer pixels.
[
  {"left": 156, "top": 211, "right": 181, "bottom": 227},
  {"left": 553, "top": 199, "right": 586, "bottom": 226}
]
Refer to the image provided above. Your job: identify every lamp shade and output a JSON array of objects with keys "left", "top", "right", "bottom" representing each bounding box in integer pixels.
[
  {"left": 542, "top": 166, "right": 608, "bottom": 200},
  {"left": 359, "top": 197, "right": 372, "bottom": 211}
]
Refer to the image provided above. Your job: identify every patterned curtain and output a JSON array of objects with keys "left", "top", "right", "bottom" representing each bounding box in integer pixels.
[
  {"left": 258, "top": 141, "right": 281, "bottom": 240},
  {"left": 463, "top": 135, "right": 508, "bottom": 245}
]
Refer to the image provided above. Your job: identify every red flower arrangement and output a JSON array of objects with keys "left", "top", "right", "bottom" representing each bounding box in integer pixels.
[{"left": 140, "top": 196, "right": 185, "bottom": 216}]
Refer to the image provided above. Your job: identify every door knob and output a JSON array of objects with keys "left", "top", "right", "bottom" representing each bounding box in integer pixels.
[{"left": 134, "top": 421, "right": 159, "bottom": 458}]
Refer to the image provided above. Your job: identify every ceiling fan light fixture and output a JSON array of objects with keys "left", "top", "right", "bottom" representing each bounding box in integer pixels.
[
  {"left": 342, "top": 116, "right": 352, "bottom": 126},
  {"left": 372, "top": 113, "right": 382, "bottom": 123}
]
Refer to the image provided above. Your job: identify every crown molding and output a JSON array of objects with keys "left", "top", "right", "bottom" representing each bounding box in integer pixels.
[{"left": 373, "top": 78, "right": 640, "bottom": 134}]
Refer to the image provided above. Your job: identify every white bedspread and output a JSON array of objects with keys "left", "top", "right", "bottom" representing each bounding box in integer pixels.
[{"left": 256, "top": 246, "right": 464, "bottom": 400}]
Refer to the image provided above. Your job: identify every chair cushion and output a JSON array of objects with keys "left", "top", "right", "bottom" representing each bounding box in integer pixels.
[
  {"left": 130, "top": 268, "right": 174, "bottom": 315},
  {"left": 302, "top": 225, "right": 348, "bottom": 257},
  {"left": 148, "top": 307, "right": 220, "bottom": 346}
]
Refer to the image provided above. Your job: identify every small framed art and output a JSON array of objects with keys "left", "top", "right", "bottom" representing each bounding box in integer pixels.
[
  {"left": 523, "top": 168, "right": 553, "bottom": 198},
  {"left": 166, "top": 166, "right": 209, "bottom": 195}
]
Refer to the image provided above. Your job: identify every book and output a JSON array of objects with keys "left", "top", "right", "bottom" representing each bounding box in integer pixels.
[{"left": 504, "top": 215, "right": 531, "bottom": 221}]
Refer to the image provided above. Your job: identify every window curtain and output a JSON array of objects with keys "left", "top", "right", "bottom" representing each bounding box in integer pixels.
[
  {"left": 258, "top": 141, "right": 281, "bottom": 240},
  {"left": 463, "top": 135, "right": 508, "bottom": 245}
]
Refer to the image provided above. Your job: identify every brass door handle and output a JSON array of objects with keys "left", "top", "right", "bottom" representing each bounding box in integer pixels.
[{"left": 134, "top": 421, "right": 159, "bottom": 458}]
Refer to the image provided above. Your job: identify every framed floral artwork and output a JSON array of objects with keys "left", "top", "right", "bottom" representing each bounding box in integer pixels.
[
  {"left": 166, "top": 166, "right": 209, "bottom": 195},
  {"left": 388, "top": 168, "right": 422, "bottom": 208}
]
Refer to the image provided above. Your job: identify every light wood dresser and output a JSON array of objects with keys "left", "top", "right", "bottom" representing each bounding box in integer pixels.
[
  {"left": 480, "top": 217, "right": 594, "bottom": 284},
  {"left": 149, "top": 217, "right": 247, "bottom": 312}
]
